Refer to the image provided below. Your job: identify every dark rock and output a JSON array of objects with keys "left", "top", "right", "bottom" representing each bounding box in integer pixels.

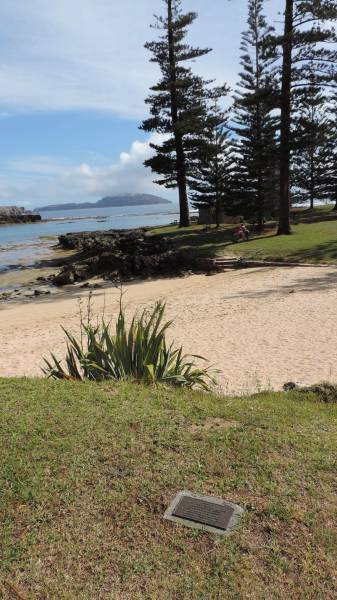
[
  {"left": 196, "top": 258, "right": 217, "bottom": 272},
  {"left": 33, "top": 289, "right": 51, "bottom": 296},
  {"left": 0, "top": 291, "right": 12, "bottom": 301},
  {"left": 0, "top": 206, "right": 41, "bottom": 225},
  {"left": 52, "top": 228, "right": 199, "bottom": 286},
  {"left": 283, "top": 382, "right": 298, "bottom": 391},
  {"left": 53, "top": 267, "right": 76, "bottom": 286},
  {"left": 80, "top": 282, "right": 102, "bottom": 289}
]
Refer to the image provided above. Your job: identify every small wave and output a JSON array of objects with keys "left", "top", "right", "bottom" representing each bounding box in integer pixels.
[
  {"left": 0, "top": 264, "right": 26, "bottom": 274},
  {"left": 45, "top": 215, "right": 109, "bottom": 222},
  {"left": 109, "top": 210, "right": 180, "bottom": 219},
  {"left": 0, "top": 238, "right": 52, "bottom": 252}
]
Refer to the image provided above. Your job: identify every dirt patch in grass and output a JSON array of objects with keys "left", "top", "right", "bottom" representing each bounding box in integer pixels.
[{"left": 189, "top": 418, "right": 240, "bottom": 433}]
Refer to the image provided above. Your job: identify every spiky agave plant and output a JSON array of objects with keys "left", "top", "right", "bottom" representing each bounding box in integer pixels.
[{"left": 42, "top": 301, "right": 217, "bottom": 391}]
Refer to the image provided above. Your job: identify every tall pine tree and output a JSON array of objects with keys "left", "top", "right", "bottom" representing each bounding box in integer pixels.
[
  {"left": 141, "top": 0, "right": 211, "bottom": 227},
  {"left": 321, "top": 97, "right": 337, "bottom": 210},
  {"left": 291, "top": 88, "right": 330, "bottom": 208},
  {"left": 272, "top": 0, "right": 337, "bottom": 234},
  {"left": 189, "top": 99, "right": 236, "bottom": 227},
  {"left": 232, "top": 0, "right": 279, "bottom": 229}
]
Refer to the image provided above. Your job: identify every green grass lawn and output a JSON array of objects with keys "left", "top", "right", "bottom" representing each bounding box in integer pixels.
[
  {"left": 153, "top": 216, "right": 337, "bottom": 264},
  {"left": 1, "top": 379, "right": 337, "bottom": 599}
]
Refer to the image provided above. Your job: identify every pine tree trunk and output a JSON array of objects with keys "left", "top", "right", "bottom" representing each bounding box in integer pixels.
[
  {"left": 333, "top": 194, "right": 337, "bottom": 211},
  {"left": 278, "top": 0, "right": 293, "bottom": 235},
  {"left": 257, "top": 172, "right": 264, "bottom": 229},
  {"left": 215, "top": 154, "right": 220, "bottom": 228},
  {"left": 167, "top": 0, "right": 190, "bottom": 228},
  {"left": 310, "top": 153, "right": 315, "bottom": 210},
  {"left": 256, "top": 112, "right": 264, "bottom": 228},
  {"left": 215, "top": 191, "right": 220, "bottom": 228},
  {"left": 175, "top": 133, "right": 190, "bottom": 227},
  {"left": 256, "top": 102, "right": 265, "bottom": 228},
  {"left": 255, "top": 34, "right": 264, "bottom": 230}
]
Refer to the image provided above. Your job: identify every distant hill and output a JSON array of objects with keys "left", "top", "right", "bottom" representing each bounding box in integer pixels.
[{"left": 38, "top": 194, "right": 172, "bottom": 212}]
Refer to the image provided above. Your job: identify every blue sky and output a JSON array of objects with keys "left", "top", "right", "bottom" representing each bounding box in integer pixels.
[{"left": 0, "top": 0, "right": 280, "bottom": 209}]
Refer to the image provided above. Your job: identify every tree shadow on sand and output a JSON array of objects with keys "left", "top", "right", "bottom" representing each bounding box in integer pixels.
[{"left": 220, "top": 266, "right": 337, "bottom": 301}]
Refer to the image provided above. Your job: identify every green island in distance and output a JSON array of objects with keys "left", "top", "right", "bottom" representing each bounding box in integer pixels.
[{"left": 36, "top": 193, "right": 172, "bottom": 212}]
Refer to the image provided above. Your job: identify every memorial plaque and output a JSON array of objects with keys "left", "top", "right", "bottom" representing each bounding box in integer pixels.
[{"left": 164, "top": 491, "right": 243, "bottom": 535}]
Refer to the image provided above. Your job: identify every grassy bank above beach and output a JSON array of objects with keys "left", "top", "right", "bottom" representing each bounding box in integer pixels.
[
  {"left": 153, "top": 208, "right": 337, "bottom": 264},
  {"left": 1, "top": 378, "right": 336, "bottom": 599}
]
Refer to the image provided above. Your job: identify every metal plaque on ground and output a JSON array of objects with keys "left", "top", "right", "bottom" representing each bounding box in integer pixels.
[{"left": 164, "top": 491, "right": 243, "bottom": 535}]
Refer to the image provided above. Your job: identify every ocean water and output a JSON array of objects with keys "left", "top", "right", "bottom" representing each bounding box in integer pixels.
[{"left": 0, "top": 204, "right": 182, "bottom": 272}]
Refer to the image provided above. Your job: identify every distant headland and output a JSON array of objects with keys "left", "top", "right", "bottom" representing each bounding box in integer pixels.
[
  {"left": 37, "top": 194, "right": 172, "bottom": 212},
  {"left": 0, "top": 206, "right": 41, "bottom": 225}
]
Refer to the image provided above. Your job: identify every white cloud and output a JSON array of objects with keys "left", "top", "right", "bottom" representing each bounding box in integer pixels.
[
  {"left": 8, "top": 157, "right": 70, "bottom": 176},
  {"left": 0, "top": 1, "right": 282, "bottom": 207},
  {"left": 0, "top": 0, "right": 280, "bottom": 118},
  {"left": 0, "top": 133, "right": 173, "bottom": 208},
  {"left": 0, "top": 0, "right": 152, "bottom": 117}
]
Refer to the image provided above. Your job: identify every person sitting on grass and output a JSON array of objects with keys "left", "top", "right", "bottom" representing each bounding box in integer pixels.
[
  {"left": 242, "top": 224, "right": 250, "bottom": 241},
  {"left": 234, "top": 223, "right": 250, "bottom": 242}
]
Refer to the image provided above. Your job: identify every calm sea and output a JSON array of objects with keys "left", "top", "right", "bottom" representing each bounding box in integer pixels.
[{"left": 0, "top": 204, "right": 182, "bottom": 272}]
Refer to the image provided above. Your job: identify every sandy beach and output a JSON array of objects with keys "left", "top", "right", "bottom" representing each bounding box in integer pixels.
[{"left": 1, "top": 265, "right": 337, "bottom": 395}]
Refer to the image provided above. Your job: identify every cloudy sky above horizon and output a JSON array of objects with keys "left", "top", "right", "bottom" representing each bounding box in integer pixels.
[{"left": 0, "top": 0, "right": 281, "bottom": 209}]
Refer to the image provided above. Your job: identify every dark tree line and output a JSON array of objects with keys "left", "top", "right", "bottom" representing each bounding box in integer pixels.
[{"left": 142, "top": 0, "right": 337, "bottom": 232}]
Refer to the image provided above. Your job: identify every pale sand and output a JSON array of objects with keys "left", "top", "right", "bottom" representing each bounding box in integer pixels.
[{"left": 1, "top": 265, "right": 337, "bottom": 395}]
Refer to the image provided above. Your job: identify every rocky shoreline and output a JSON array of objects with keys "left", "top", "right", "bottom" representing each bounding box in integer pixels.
[
  {"left": 0, "top": 206, "right": 42, "bottom": 225},
  {"left": 52, "top": 228, "right": 196, "bottom": 285},
  {"left": 0, "top": 227, "right": 214, "bottom": 302}
]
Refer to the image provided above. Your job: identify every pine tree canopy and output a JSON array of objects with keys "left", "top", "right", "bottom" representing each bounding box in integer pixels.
[
  {"left": 268, "top": 0, "right": 337, "bottom": 234},
  {"left": 189, "top": 100, "right": 236, "bottom": 225},
  {"left": 270, "top": 0, "right": 337, "bottom": 94},
  {"left": 291, "top": 87, "right": 330, "bottom": 206},
  {"left": 141, "top": 0, "right": 337, "bottom": 231},
  {"left": 232, "top": 0, "right": 279, "bottom": 225},
  {"left": 141, "top": 0, "right": 217, "bottom": 226},
  {"left": 320, "top": 97, "right": 337, "bottom": 207}
]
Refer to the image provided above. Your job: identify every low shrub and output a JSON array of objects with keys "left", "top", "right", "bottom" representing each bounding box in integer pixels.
[
  {"left": 284, "top": 381, "right": 337, "bottom": 403},
  {"left": 42, "top": 301, "right": 216, "bottom": 391},
  {"left": 298, "top": 383, "right": 337, "bottom": 404}
]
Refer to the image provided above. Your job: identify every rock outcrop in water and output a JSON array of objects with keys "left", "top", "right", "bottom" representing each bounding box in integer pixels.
[
  {"left": 53, "top": 228, "right": 194, "bottom": 286},
  {"left": 0, "top": 206, "right": 41, "bottom": 225}
]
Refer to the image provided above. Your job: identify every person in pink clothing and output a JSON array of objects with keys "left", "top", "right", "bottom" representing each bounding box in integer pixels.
[{"left": 234, "top": 223, "right": 250, "bottom": 242}]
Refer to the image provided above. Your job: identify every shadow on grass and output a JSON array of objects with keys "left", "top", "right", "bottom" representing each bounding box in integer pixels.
[
  {"left": 287, "top": 240, "right": 337, "bottom": 264},
  {"left": 158, "top": 225, "right": 277, "bottom": 258},
  {"left": 160, "top": 224, "right": 337, "bottom": 264}
]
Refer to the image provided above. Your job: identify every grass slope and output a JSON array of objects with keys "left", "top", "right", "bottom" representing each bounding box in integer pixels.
[
  {"left": 1, "top": 379, "right": 337, "bottom": 599},
  {"left": 154, "top": 217, "right": 337, "bottom": 264}
]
